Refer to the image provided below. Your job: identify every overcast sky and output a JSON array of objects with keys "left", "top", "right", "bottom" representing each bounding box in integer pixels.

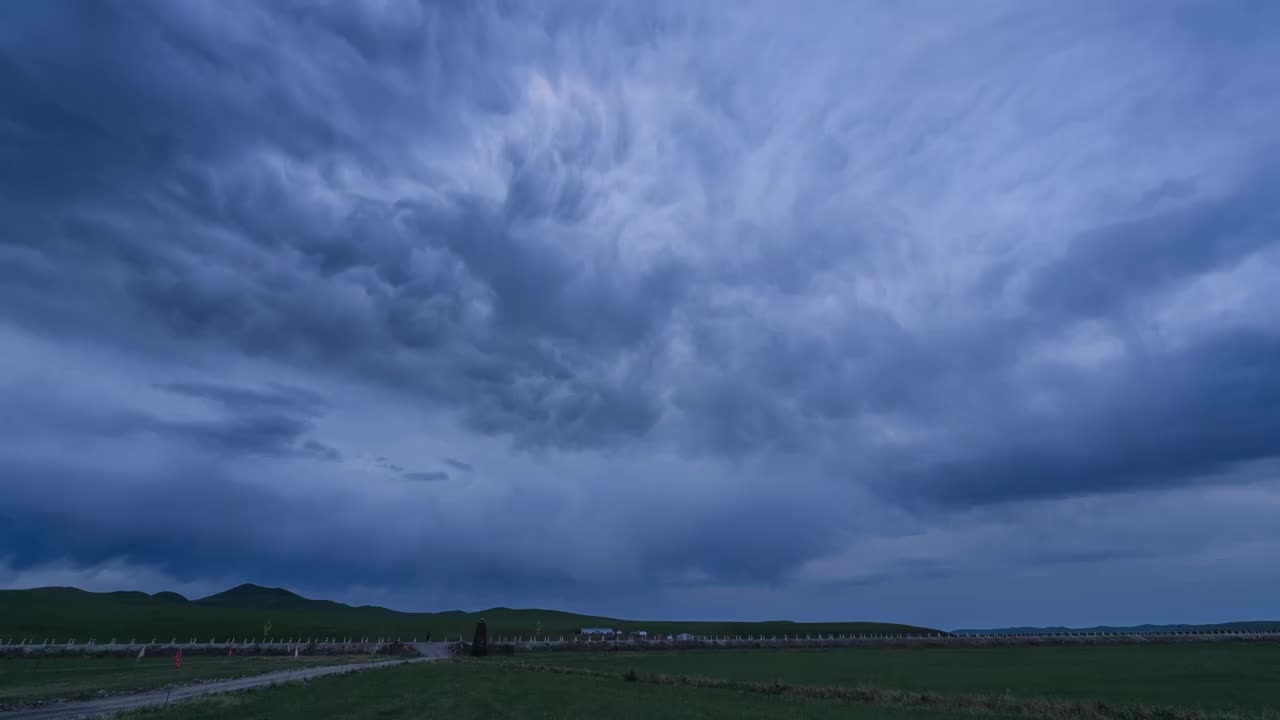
[{"left": 2, "top": 0, "right": 1279, "bottom": 630}]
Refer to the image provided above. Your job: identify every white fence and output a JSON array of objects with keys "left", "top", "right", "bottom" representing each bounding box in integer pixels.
[
  {"left": 0, "top": 637, "right": 414, "bottom": 657},
  {"left": 468, "top": 628, "right": 1280, "bottom": 652},
  {"left": 4, "top": 629, "right": 1278, "bottom": 656}
]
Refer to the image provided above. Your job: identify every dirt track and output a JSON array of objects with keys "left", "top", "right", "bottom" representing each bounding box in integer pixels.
[{"left": 0, "top": 644, "right": 448, "bottom": 720}]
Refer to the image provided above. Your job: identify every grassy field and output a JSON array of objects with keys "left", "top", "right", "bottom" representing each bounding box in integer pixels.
[
  {"left": 0, "top": 654, "right": 388, "bottom": 709},
  {"left": 123, "top": 660, "right": 958, "bottom": 720},
  {"left": 516, "top": 644, "right": 1280, "bottom": 714},
  {"left": 119, "top": 647, "right": 1280, "bottom": 720},
  {"left": 0, "top": 585, "right": 931, "bottom": 643}
]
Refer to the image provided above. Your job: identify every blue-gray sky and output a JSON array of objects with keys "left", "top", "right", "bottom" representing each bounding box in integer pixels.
[{"left": 2, "top": 0, "right": 1279, "bottom": 629}]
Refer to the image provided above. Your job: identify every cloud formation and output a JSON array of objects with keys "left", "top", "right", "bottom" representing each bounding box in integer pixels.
[
  {"left": 403, "top": 471, "right": 449, "bottom": 483},
  {"left": 2, "top": 0, "right": 1279, "bottom": 626},
  {"left": 442, "top": 458, "right": 473, "bottom": 473}
]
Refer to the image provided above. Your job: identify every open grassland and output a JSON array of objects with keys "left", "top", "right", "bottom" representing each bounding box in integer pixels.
[
  {"left": 122, "top": 651, "right": 1280, "bottom": 720},
  {"left": 0, "top": 654, "right": 388, "bottom": 709},
  {"left": 516, "top": 644, "right": 1280, "bottom": 714},
  {"left": 0, "top": 586, "right": 929, "bottom": 644},
  {"left": 123, "top": 660, "right": 962, "bottom": 720}
]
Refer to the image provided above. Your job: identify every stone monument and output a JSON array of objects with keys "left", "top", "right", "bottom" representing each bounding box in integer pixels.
[{"left": 471, "top": 617, "right": 488, "bottom": 657}]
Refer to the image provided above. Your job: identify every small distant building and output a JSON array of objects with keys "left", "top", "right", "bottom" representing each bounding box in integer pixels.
[
  {"left": 633, "top": 630, "right": 648, "bottom": 637},
  {"left": 675, "top": 633, "right": 694, "bottom": 641},
  {"left": 581, "top": 628, "right": 615, "bottom": 635}
]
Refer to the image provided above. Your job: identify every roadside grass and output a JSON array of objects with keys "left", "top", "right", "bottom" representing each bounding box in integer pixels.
[
  {"left": 123, "top": 660, "right": 962, "bottom": 720},
  {"left": 121, "top": 654, "right": 1280, "bottom": 720},
  {"left": 0, "top": 654, "right": 388, "bottom": 709},
  {"left": 513, "top": 644, "right": 1280, "bottom": 714},
  {"left": 25, "top": 643, "right": 1280, "bottom": 719},
  {"left": 504, "top": 661, "right": 1275, "bottom": 720}
]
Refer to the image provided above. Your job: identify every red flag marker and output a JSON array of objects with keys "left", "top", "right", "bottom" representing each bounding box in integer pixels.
[{"left": 175, "top": 648, "right": 183, "bottom": 669}]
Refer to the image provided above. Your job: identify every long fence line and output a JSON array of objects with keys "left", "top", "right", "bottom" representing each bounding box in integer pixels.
[
  {"left": 3, "top": 629, "right": 1278, "bottom": 657},
  {"left": 0, "top": 637, "right": 415, "bottom": 657},
  {"left": 476, "top": 628, "right": 1280, "bottom": 652}
]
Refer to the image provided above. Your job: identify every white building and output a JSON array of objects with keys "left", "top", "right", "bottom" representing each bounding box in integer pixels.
[{"left": 581, "top": 628, "right": 615, "bottom": 635}]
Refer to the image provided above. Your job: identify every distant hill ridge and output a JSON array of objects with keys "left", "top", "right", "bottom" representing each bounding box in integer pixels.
[
  {"left": 952, "top": 621, "right": 1280, "bottom": 634},
  {"left": 194, "top": 583, "right": 372, "bottom": 612},
  {"left": 0, "top": 584, "right": 934, "bottom": 641}
]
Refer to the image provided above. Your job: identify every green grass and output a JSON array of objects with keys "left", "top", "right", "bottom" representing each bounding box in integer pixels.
[
  {"left": 120, "top": 652, "right": 1280, "bottom": 720},
  {"left": 0, "top": 585, "right": 931, "bottom": 646},
  {"left": 517, "top": 644, "right": 1280, "bottom": 714},
  {"left": 0, "top": 654, "right": 387, "bottom": 708},
  {"left": 123, "top": 660, "right": 958, "bottom": 720}
]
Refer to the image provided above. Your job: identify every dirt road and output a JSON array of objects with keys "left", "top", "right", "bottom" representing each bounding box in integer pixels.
[{"left": 0, "top": 646, "right": 448, "bottom": 720}]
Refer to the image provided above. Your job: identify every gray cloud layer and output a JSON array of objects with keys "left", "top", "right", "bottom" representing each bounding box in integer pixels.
[{"left": 2, "top": 0, "right": 1279, "bottom": 625}]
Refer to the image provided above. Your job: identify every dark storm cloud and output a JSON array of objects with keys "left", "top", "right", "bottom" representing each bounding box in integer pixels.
[
  {"left": 659, "top": 165, "right": 1280, "bottom": 508},
  {"left": 890, "top": 328, "right": 1280, "bottom": 507},
  {"left": 0, "top": 456, "right": 572, "bottom": 595},
  {"left": 0, "top": 459, "right": 295, "bottom": 577},
  {"left": 871, "top": 168, "right": 1280, "bottom": 508},
  {"left": 640, "top": 506, "right": 840, "bottom": 586},
  {"left": 0, "top": 377, "right": 339, "bottom": 462},
  {"left": 814, "top": 558, "right": 958, "bottom": 591},
  {"left": 159, "top": 382, "right": 329, "bottom": 418},
  {"left": 148, "top": 414, "right": 341, "bottom": 462},
  {"left": 1025, "top": 169, "right": 1280, "bottom": 323},
  {"left": 152, "top": 381, "right": 342, "bottom": 461},
  {"left": 0, "top": 0, "right": 677, "bottom": 451},
  {"left": 3, "top": 0, "right": 1280, "bottom": 621}
]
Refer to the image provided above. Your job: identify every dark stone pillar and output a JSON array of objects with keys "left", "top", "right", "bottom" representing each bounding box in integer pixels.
[{"left": 471, "top": 619, "right": 488, "bottom": 657}]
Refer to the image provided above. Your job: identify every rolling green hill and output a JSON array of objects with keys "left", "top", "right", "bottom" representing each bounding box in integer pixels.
[{"left": 0, "top": 585, "right": 935, "bottom": 642}]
